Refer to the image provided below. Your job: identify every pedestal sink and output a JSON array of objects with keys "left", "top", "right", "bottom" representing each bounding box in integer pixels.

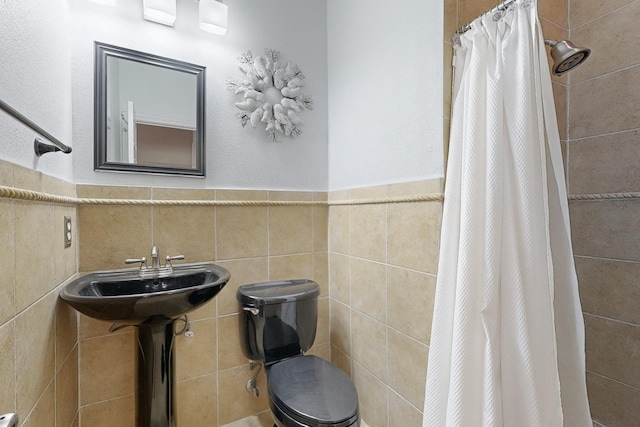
[{"left": 60, "top": 261, "right": 231, "bottom": 427}]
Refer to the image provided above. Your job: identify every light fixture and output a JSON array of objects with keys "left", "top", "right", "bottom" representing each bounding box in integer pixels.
[
  {"left": 143, "top": 0, "right": 177, "bottom": 27},
  {"left": 198, "top": 0, "right": 228, "bottom": 35},
  {"left": 87, "top": 0, "right": 118, "bottom": 5},
  {"left": 133, "top": 0, "right": 228, "bottom": 35}
]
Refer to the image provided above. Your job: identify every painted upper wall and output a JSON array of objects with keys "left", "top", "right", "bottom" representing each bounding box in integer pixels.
[
  {"left": 327, "top": 0, "right": 444, "bottom": 190},
  {"left": 70, "top": 0, "right": 328, "bottom": 190},
  {"left": 0, "top": 0, "right": 74, "bottom": 183},
  {"left": 1, "top": 0, "right": 444, "bottom": 191}
]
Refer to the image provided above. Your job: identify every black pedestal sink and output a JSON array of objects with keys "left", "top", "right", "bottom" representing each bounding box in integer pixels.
[{"left": 60, "top": 263, "right": 230, "bottom": 427}]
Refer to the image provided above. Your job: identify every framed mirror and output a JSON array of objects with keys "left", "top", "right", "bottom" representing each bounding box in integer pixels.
[{"left": 94, "top": 42, "right": 206, "bottom": 176}]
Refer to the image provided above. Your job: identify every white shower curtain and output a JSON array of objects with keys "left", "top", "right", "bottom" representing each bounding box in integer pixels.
[{"left": 423, "top": 1, "right": 592, "bottom": 426}]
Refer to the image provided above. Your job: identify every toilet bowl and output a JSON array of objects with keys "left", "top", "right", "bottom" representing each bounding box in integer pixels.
[{"left": 237, "top": 280, "right": 359, "bottom": 427}]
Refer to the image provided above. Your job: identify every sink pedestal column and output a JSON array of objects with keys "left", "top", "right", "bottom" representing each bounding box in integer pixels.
[{"left": 136, "top": 320, "right": 176, "bottom": 427}]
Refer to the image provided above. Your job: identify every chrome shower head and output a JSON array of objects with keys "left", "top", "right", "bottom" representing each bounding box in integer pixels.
[{"left": 545, "top": 39, "right": 591, "bottom": 75}]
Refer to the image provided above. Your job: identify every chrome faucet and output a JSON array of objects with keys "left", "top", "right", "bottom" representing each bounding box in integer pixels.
[
  {"left": 151, "top": 246, "right": 160, "bottom": 269},
  {"left": 125, "top": 247, "right": 185, "bottom": 278}
]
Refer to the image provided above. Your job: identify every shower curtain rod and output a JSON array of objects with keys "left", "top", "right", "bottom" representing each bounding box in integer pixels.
[{"left": 455, "top": 0, "right": 517, "bottom": 35}]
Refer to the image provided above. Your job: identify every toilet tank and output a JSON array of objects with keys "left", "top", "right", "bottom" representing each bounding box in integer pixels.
[{"left": 237, "top": 280, "right": 320, "bottom": 364}]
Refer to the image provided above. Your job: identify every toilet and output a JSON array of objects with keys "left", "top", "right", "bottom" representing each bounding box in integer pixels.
[{"left": 237, "top": 279, "right": 359, "bottom": 427}]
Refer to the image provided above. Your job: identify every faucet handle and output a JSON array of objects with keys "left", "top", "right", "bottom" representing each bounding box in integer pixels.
[
  {"left": 125, "top": 257, "right": 148, "bottom": 269},
  {"left": 165, "top": 254, "right": 185, "bottom": 267}
]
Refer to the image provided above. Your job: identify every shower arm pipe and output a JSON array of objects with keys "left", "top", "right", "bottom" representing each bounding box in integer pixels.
[
  {"left": 0, "top": 98, "right": 72, "bottom": 155},
  {"left": 455, "top": 0, "right": 517, "bottom": 35}
]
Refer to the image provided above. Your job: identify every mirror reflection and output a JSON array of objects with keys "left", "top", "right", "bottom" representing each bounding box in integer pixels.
[{"left": 95, "top": 42, "right": 206, "bottom": 176}]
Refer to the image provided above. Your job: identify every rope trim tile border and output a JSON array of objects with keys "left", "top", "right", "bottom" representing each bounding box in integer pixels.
[
  {"left": 0, "top": 185, "right": 325, "bottom": 206},
  {"left": 328, "top": 194, "right": 444, "bottom": 206},
  {"left": 568, "top": 192, "right": 640, "bottom": 201},
  {"left": 0, "top": 184, "right": 443, "bottom": 206},
  {"left": 0, "top": 185, "right": 78, "bottom": 205},
  {"left": 77, "top": 198, "right": 325, "bottom": 207},
  {"left": 1, "top": 185, "right": 639, "bottom": 207}
]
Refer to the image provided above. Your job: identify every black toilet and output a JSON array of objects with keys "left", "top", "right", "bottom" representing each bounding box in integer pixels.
[{"left": 237, "top": 280, "right": 359, "bottom": 427}]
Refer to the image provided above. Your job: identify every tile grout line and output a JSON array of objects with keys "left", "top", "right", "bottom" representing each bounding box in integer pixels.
[
  {"left": 587, "top": 370, "right": 640, "bottom": 392},
  {"left": 570, "top": 0, "right": 640, "bottom": 31},
  {"left": 584, "top": 312, "right": 640, "bottom": 329},
  {"left": 574, "top": 254, "right": 640, "bottom": 265},
  {"left": 566, "top": 127, "right": 640, "bottom": 144}
]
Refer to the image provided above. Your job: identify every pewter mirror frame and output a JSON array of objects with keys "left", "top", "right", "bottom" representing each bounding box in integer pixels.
[{"left": 94, "top": 42, "right": 206, "bottom": 176}]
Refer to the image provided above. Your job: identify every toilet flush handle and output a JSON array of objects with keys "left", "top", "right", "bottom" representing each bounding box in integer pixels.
[{"left": 243, "top": 307, "right": 260, "bottom": 316}]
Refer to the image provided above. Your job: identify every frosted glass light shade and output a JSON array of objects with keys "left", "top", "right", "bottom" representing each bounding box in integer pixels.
[
  {"left": 87, "top": 0, "right": 117, "bottom": 5},
  {"left": 199, "top": 0, "right": 228, "bottom": 35},
  {"left": 143, "top": 0, "right": 176, "bottom": 27}
]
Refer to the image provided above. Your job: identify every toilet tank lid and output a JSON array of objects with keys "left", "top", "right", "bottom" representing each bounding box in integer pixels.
[{"left": 237, "top": 279, "right": 320, "bottom": 306}]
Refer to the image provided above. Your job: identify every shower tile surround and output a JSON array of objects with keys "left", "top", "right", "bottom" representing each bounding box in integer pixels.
[{"left": 566, "top": 0, "right": 640, "bottom": 425}]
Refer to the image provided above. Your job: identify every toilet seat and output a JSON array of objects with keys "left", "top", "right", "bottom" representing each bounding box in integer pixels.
[{"left": 267, "top": 355, "right": 359, "bottom": 427}]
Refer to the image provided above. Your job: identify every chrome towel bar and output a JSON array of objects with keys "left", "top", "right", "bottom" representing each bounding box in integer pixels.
[{"left": 0, "top": 98, "right": 72, "bottom": 155}]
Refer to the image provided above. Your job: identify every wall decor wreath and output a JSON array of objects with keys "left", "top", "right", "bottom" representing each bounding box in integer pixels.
[{"left": 226, "top": 49, "right": 313, "bottom": 142}]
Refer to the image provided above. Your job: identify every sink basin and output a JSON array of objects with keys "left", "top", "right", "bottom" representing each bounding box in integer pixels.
[{"left": 60, "top": 263, "right": 231, "bottom": 324}]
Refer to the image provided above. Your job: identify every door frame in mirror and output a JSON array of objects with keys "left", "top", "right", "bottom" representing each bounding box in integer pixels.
[{"left": 94, "top": 42, "right": 206, "bottom": 176}]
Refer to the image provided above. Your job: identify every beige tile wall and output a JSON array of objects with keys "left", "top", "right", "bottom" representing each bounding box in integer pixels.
[
  {"left": 567, "top": 0, "right": 640, "bottom": 425},
  {"left": 75, "top": 185, "right": 329, "bottom": 427},
  {"left": 0, "top": 159, "right": 79, "bottom": 427},
  {"left": 327, "top": 180, "right": 443, "bottom": 427}
]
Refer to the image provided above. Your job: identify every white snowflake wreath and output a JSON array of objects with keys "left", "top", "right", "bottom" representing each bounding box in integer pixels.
[{"left": 226, "top": 49, "right": 313, "bottom": 142}]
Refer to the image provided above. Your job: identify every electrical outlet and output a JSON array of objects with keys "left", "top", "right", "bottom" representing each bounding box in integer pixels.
[{"left": 64, "top": 216, "right": 72, "bottom": 248}]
